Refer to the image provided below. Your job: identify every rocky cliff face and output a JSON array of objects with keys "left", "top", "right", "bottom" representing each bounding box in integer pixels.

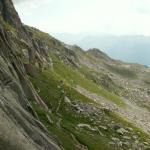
[
  {"left": 1, "top": 0, "right": 150, "bottom": 150},
  {"left": 0, "top": 0, "right": 60, "bottom": 149}
]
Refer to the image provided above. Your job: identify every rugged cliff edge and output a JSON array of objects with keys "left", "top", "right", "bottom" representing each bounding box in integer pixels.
[
  {"left": 0, "top": 0, "right": 60, "bottom": 149},
  {"left": 1, "top": 0, "right": 150, "bottom": 150}
]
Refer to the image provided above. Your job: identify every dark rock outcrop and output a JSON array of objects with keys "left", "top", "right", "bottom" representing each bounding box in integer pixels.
[{"left": 0, "top": 0, "right": 60, "bottom": 149}]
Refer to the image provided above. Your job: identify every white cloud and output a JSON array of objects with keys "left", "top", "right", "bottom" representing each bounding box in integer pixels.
[
  {"left": 13, "top": 0, "right": 53, "bottom": 15},
  {"left": 13, "top": 0, "right": 150, "bottom": 35}
]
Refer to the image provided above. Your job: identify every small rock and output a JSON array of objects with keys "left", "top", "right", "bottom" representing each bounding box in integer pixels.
[
  {"left": 111, "top": 137, "right": 120, "bottom": 142},
  {"left": 123, "top": 136, "right": 131, "bottom": 140},
  {"left": 123, "top": 141, "right": 130, "bottom": 146},
  {"left": 133, "top": 135, "right": 138, "bottom": 139},
  {"left": 99, "top": 125, "right": 108, "bottom": 130},
  {"left": 127, "top": 127, "right": 133, "bottom": 131},
  {"left": 135, "top": 140, "right": 139, "bottom": 144},
  {"left": 109, "top": 142, "right": 115, "bottom": 145},
  {"left": 113, "top": 125, "right": 121, "bottom": 130},
  {"left": 143, "top": 142, "right": 149, "bottom": 146},
  {"left": 116, "top": 128, "right": 128, "bottom": 135},
  {"left": 77, "top": 124, "right": 97, "bottom": 131},
  {"left": 117, "top": 141, "right": 123, "bottom": 146},
  {"left": 64, "top": 96, "right": 71, "bottom": 104}
]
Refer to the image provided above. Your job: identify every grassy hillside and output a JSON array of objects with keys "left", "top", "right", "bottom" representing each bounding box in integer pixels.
[
  {"left": 50, "top": 54, "right": 126, "bottom": 107},
  {"left": 26, "top": 26, "right": 150, "bottom": 150},
  {"left": 29, "top": 56, "right": 150, "bottom": 150}
]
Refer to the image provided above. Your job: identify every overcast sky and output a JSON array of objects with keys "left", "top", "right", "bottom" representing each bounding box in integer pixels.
[{"left": 13, "top": 0, "right": 150, "bottom": 35}]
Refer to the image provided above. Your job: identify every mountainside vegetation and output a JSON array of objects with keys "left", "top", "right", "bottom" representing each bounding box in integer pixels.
[{"left": 0, "top": 0, "right": 150, "bottom": 150}]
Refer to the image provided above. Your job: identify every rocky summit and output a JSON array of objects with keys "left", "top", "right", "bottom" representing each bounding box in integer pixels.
[{"left": 0, "top": 0, "right": 150, "bottom": 150}]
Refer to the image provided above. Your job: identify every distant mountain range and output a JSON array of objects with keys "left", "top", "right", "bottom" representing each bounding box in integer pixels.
[{"left": 52, "top": 33, "right": 150, "bottom": 66}]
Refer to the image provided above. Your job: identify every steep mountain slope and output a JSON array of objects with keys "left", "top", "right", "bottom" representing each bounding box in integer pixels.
[
  {"left": 27, "top": 28, "right": 150, "bottom": 149},
  {"left": 0, "top": 0, "right": 150, "bottom": 150},
  {"left": 0, "top": 0, "right": 60, "bottom": 149}
]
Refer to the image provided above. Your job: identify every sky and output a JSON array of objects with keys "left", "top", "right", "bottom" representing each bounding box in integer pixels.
[{"left": 13, "top": 0, "right": 150, "bottom": 35}]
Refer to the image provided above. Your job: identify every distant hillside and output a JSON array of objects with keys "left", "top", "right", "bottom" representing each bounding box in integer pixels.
[{"left": 53, "top": 33, "right": 150, "bottom": 66}]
